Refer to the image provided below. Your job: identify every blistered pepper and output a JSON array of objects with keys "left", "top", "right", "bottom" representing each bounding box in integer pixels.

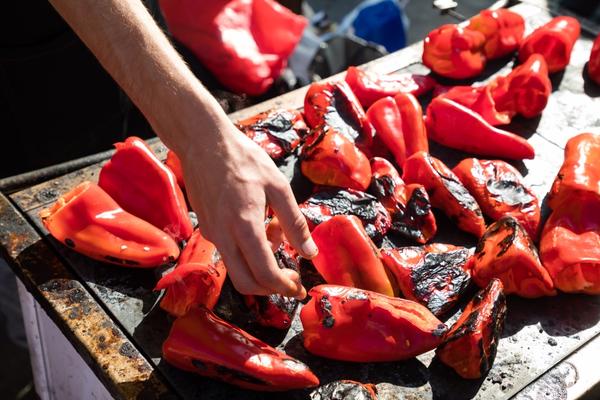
[
  {"left": 590, "top": 33, "right": 600, "bottom": 85},
  {"left": 311, "top": 380, "right": 378, "bottom": 400},
  {"left": 436, "top": 279, "right": 507, "bottom": 379},
  {"left": 403, "top": 152, "right": 486, "bottom": 237},
  {"left": 426, "top": 97, "right": 535, "bottom": 159},
  {"left": 311, "top": 215, "right": 396, "bottom": 296},
  {"left": 235, "top": 109, "right": 308, "bottom": 160},
  {"left": 40, "top": 181, "right": 180, "bottom": 267},
  {"left": 163, "top": 307, "right": 319, "bottom": 391},
  {"left": 300, "top": 285, "right": 447, "bottom": 362},
  {"left": 540, "top": 193, "right": 600, "bottom": 294},
  {"left": 300, "top": 127, "right": 372, "bottom": 191},
  {"left": 548, "top": 133, "right": 600, "bottom": 210},
  {"left": 165, "top": 149, "right": 185, "bottom": 191},
  {"left": 98, "top": 136, "right": 193, "bottom": 242},
  {"left": 519, "top": 16, "right": 581, "bottom": 73},
  {"left": 466, "top": 9, "right": 525, "bottom": 59},
  {"left": 369, "top": 157, "right": 437, "bottom": 243},
  {"left": 381, "top": 244, "right": 472, "bottom": 317},
  {"left": 345, "top": 66, "right": 435, "bottom": 108},
  {"left": 468, "top": 216, "right": 556, "bottom": 297},
  {"left": 155, "top": 230, "right": 226, "bottom": 316},
  {"left": 453, "top": 158, "right": 540, "bottom": 240},
  {"left": 423, "top": 24, "right": 487, "bottom": 79}
]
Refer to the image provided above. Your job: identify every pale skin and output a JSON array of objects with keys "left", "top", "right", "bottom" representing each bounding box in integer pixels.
[{"left": 49, "top": 0, "right": 318, "bottom": 298}]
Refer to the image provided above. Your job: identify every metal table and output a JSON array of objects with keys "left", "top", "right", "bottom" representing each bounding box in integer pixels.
[{"left": 2, "top": 2, "right": 600, "bottom": 399}]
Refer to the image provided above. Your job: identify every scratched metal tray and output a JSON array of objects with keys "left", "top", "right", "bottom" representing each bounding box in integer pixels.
[{"left": 7, "top": 2, "right": 600, "bottom": 399}]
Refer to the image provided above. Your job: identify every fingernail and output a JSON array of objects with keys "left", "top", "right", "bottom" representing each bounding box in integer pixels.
[
  {"left": 301, "top": 237, "right": 319, "bottom": 259},
  {"left": 294, "top": 285, "right": 307, "bottom": 301}
]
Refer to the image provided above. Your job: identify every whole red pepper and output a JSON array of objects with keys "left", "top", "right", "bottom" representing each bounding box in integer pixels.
[
  {"left": 311, "top": 215, "right": 396, "bottom": 296},
  {"left": 422, "top": 24, "right": 487, "bottom": 79},
  {"left": 99, "top": 136, "right": 193, "bottom": 242},
  {"left": 163, "top": 307, "right": 319, "bottom": 391},
  {"left": 426, "top": 97, "right": 535, "bottom": 159},
  {"left": 345, "top": 66, "right": 435, "bottom": 108},
  {"left": 548, "top": 133, "right": 600, "bottom": 210},
  {"left": 403, "top": 152, "right": 486, "bottom": 237},
  {"left": 40, "top": 181, "right": 180, "bottom": 267},
  {"left": 519, "top": 16, "right": 581, "bottom": 73},
  {"left": 366, "top": 97, "right": 406, "bottom": 166},
  {"left": 394, "top": 92, "right": 429, "bottom": 157},
  {"left": 468, "top": 216, "right": 556, "bottom": 297},
  {"left": 436, "top": 279, "right": 507, "bottom": 379},
  {"left": 437, "top": 85, "right": 511, "bottom": 126},
  {"left": 300, "top": 127, "right": 372, "bottom": 191},
  {"left": 589, "top": 33, "right": 600, "bottom": 85},
  {"left": 465, "top": 9, "right": 525, "bottom": 59},
  {"left": 453, "top": 158, "right": 541, "bottom": 240},
  {"left": 300, "top": 285, "right": 447, "bottom": 362},
  {"left": 165, "top": 149, "right": 185, "bottom": 191}
]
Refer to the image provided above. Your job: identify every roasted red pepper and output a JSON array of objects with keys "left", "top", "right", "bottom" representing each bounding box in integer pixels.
[
  {"left": 369, "top": 157, "right": 437, "bottom": 243},
  {"left": 403, "top": 152, "right": 486, "bottom": 237},
  {"left": 394, "top": 92, "right": 429, "bottom": 157},
  {"left": 300, "top": 127, "right": 372, "bottom": 191},
  {"left": 165, "top": 149, "right": 185, "bottom": 191},
  {"left": 426, "top": 97, "right": 535, "bottom": 159},
  {"left": 589, "top": 33, "right": 600, "bottom": 85},
  {"left": 235, "top": 109, "right": 308, "bottom": 160},
  {"left": 40, "top": 181, "right": 180, "bottom": 267},
  {"left": 380, "top": 244, "right": 472, "bottom": 317},
  {"left": 163, "top": 307, "right": 319, "bottom": 391},
  {"left": 345, "top": 66, "right": 435, "bottom": 108},
  {"left": 468, "top": 216, "right": 556, "bottom": 297},
  {"left": 465, "top": 9, "right": 525, "bottom": 59},
  {"left": 311, "top": 380, "right": 378, "bottom": 400},
  {"left": 299, "top": 188, "right": 391, "bottom": 242},
  {"left": 519, "top": 16, "right": 581, "bottom": 73},
  {"left": 423, "top": 24, "right": 487, "bottom": 79},
  {"left": 98, "top": 136, "right": 193, "bottom": 242},
  {"left": 453, "top": 158, "right": 541, "bottom": 240},
  {"left": 437, "top": 85, "right": 511, "bottom": 126},
  {"left": 300, "top": 285, "right": 446, "bottom": 362},
  {"left": 548, "top": 133, "right": 600, "bottom": 210},
  {"left": 155, "top": 230, "right": 226, "bottom": 316},
  {"left": 436, "top": 279, "right": 507, "bottom": 379},
  {"left": 540, "top": 193, "right": 600, "bottom": 294},
  {"left": 366, "top": 97, "right": 407, "bottom": 166},
  {"left": 311, "top": 215, "right": 396, "bottom": 296}
]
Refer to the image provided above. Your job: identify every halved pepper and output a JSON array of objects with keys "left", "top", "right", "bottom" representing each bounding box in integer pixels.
[
  {"left": 380, "top": 244, "right": 472, "bottom": 317},
  {"left": 426, "top": 97, "right": 535, "bottom": 160},
  {"left": 369, "top": 157, "right": 437, "bottom": 243},
  {"left": 403, "top": 152, "right": 486, "bottom": 237},
  {"left": 453, "top": 158, "right": 540, "bottom": 240},
  {"left": 162, "top": 307, "right": 319, "bottom": 391},
  {"left": 40, "top": 181, "right": 180, "bottom": 267},
  {"left": 98, "top": 136, "right": 193, "bottom": 242},
  {"left": 311, "top": 215, "right": 396, "bottom": 296},
  {"left": 300, "top": 127, "right": 372, "bottom": 191},
  {"left": 436, "top": 279, "right": 507, "bottom": 379},
  {"left": 300, "top": 285, "right": 447, "bottom": 362},
  {"left": 345, "top": 65, "right": 435, "bottom": 108},
  {"left": 590, "top": 33, "right": 600, "bottom": 85},
  {"left": 465, "top": 9, "right": 525, "bottom": 59},
  {"left": 518, "top": 16, "right": 581, "bottom": 73},
  {"left": 468, "top": 216, "right": 556, "bottom": 297},
  {"left": 422, "top": 24, "right": 487, "bottom": 79}
]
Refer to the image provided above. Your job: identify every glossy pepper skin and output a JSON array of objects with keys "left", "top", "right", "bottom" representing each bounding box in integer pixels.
[
  {"left": 300, "top": 285, "right": 447, "bottom": 362},
  {"left": 423, "top": 24, "right": 487, "bottom": 79},
  {"left": 589, "top": 33, "right": 600, "bottom": 85},
  {"left": 366, "top": 97, "right": 407, "bottom": 166},
  {"left": 394, "top": 93, "right": 429, "bottom": 157},
  {"left": 426, "top": 97, "right": 535, "bottom": 160},
  {"left": 311, "top": 215, "right": 396, "bottom": 296},
  {"left": 235, "top": 109, "right": 308, "bottom": 160},
  {"left": 40, "top": 181, "right": 180, "bottom": 267},
  {"left": 519, "top": 16, "right": 581, "bottom": 73},
  {"left": 453, "top": 158, "right": 540, "bottom": 240},
  {"left": 548, "top": 133, "right": 600, "bottom": 210},
  {"left": 468, "top": 216, "right": 556, "bottom": 297},
  {"left": 98, "top": 136, "right": 193, "bottom": 242},
  {"left": 345, "top": 66, "right": 435, "bottom": 108},
  {"left": 300, "top": 127, "right": 372, "bottom": 191},
  {"left": 311, "top": 380, "right": 378, "bottom": 400},
  {"left": 155, "top": 230, "right": 226, "bottom": 316},
  {"left": 165, "top": 149, "right": 185, "bottom": 191},
  {"left": 437, "top": 85, "right": 511, "bottom": 126},
  {"left": 436, "top": 279, "right": 507, "bottom": 379},
  {"left": 369, "top": 157, "right": 437, "bottom": 243},
  {"left": 466, "top": 9, "right": 525, "bottom": 59},
  {"left": 162, "top": 307, "right": 319, "bottom": 391},
  {"left": 540, "top": 193, "right": 600, "bottom": 294},
  {"left": 403, "top": 152, "right": 486, "bottom": 237},
  {"left": 381, "top": 244, "right": 472, "bottom": 317}
]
